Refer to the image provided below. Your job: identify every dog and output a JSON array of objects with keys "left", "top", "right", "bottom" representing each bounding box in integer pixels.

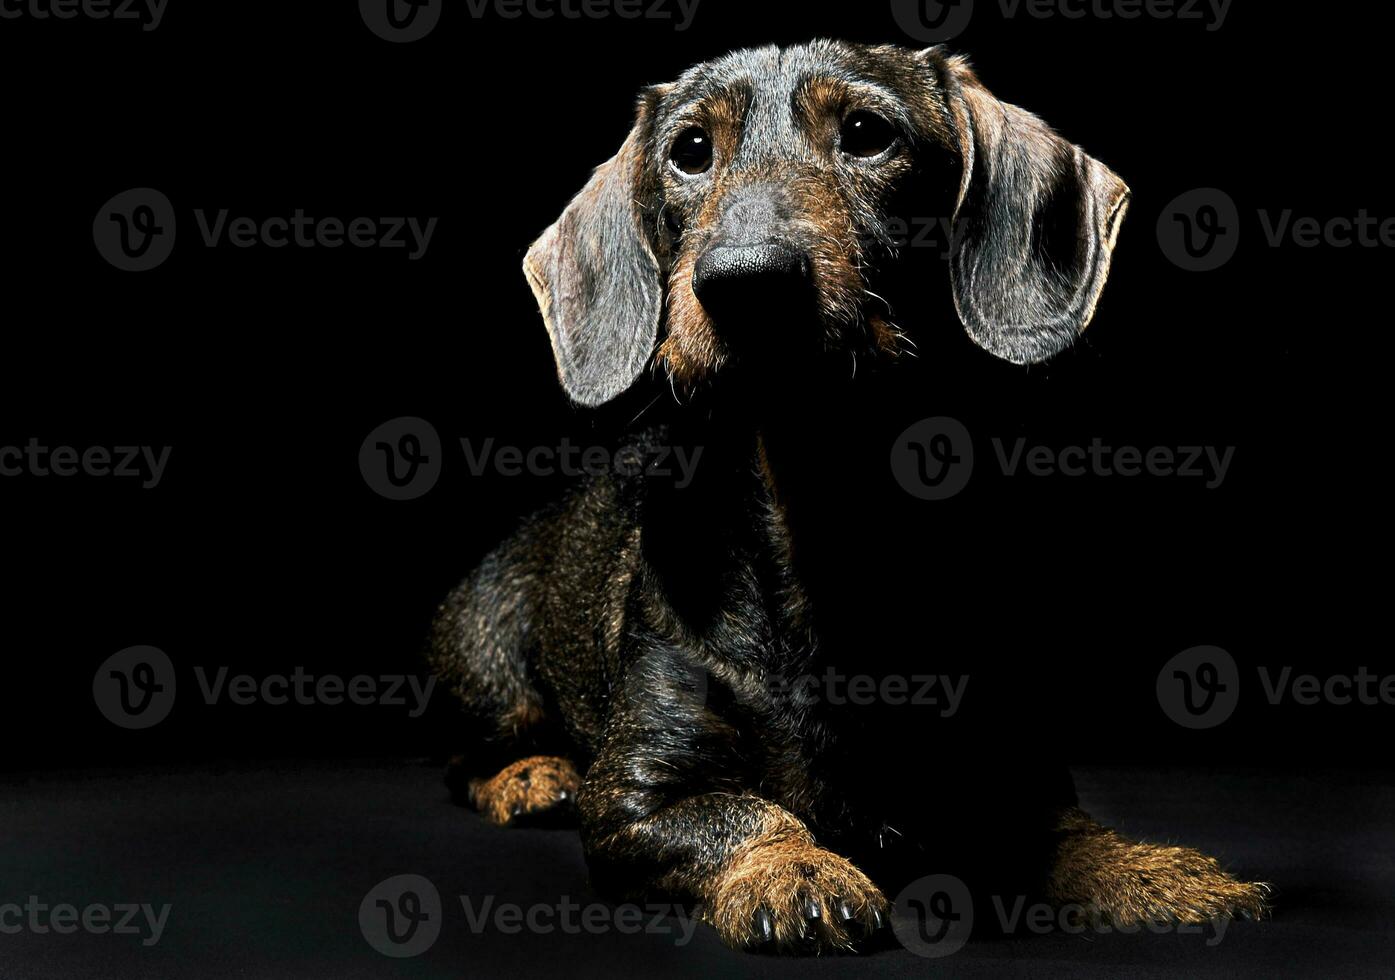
[{"left": 429, "top": 40, "right": 1269, "bottom": 954}]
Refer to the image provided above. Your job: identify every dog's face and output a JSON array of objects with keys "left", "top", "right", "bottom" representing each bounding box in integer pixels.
[{"left": 525, "top": 41, "right": 1130, "bottom": 407}]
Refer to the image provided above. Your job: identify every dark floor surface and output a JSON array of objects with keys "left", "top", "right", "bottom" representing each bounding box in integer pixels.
[{"left": 3, "top": 762, "right": 1391, "bottom": 979}]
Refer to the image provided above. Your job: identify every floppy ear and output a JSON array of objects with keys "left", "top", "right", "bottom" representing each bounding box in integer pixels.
[
  {"left": 931, "top": 51, "right": 1131, "bottom": 365},
  {"left": 523, "top": 104, "right": 663, "bottom": 407}
]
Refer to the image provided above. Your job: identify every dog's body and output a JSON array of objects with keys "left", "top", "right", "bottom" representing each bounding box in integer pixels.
[{"left": 430, "top": 41, "right": 1268, "bottom": 953}]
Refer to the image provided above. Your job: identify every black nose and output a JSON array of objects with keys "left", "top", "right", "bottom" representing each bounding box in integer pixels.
[{"left": 692, "top": 242, "right": 814, "bottom": 322}]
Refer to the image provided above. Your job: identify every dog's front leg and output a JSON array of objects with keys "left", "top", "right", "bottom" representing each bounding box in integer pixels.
[
  {"left": 581, "top": 777, "right": 887, "bottom": 953},
  {"left": 575, "top": 659, "right": 887, "bottom": 954}
]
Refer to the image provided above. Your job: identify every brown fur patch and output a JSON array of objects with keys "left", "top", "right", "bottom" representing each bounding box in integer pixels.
[
  {"left": 789, "top": 176, "right": 865, "bottom": 330},
  {"left": 699, "top": 86, "right": 751, "bottom": 167},
  {"left": 499, "top": 701, "right": 546, "bottom": 739},
  {"left": 701, "top": 808, "right": 887, "bottom": 952},
  {"left": 658, "top": 249, "right": 727, "bottom": 389},
  {"left": 1048, "top": 809, "right": 1272, "bottom": 924},
  {"left": 469, "top": 756, "right": 581, "bottom": 827},
  {"left": 792, "top": 76, "right": 850, "bottom": 133},
  {"left": 865, "top": 314, "right": 902, "bottom": 355}
]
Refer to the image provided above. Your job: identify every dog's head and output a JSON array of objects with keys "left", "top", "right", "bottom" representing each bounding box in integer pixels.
[{"left": 525, "top": 41, "right": 1130, "bottom": 407}]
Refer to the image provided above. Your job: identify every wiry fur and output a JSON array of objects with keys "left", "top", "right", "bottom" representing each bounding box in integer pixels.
[
  {"left": 432, "top": 40, "right": 1267, "bottom": 956},
  {"left": 1048, "top": 809, "right": 1271, "bottom": 925}
]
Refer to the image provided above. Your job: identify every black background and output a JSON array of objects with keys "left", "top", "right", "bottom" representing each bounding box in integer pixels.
[
  {"left": 3, "top": 3, "right": 1392, "bottom": 978},
  {"left": 0, "top": 5, "right": 1384, "bottom": 783}
]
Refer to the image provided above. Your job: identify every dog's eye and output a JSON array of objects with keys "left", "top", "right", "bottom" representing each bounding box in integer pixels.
[
  {"left": 840, "top": 111, "right": 898, "bottom": 159},
  {"left": 670, "top": 127, "right": 714, "bottom": 176}
]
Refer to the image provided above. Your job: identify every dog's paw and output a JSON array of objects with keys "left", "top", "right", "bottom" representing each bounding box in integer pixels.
[
  {"left": 1050, "top": 809, "right": 1272, "bottom": 924},
  {"left": 465, "top": 756, "right": 580, "bottom": 827},
  {"left": 704, "top": 833, "right": 889, "bottom": 954}
]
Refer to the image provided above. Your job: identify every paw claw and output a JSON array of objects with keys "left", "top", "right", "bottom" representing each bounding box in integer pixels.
[
  {"left": 708, "top": 837, "right": 887, "bottom": 954},
  {"left": 753, "top": 907, "right": 776, "bottom": 945}
]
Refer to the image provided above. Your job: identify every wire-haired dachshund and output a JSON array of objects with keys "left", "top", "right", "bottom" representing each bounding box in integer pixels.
[{"left": 430, "top": 40, "right": 1269, "bottom": 955}]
